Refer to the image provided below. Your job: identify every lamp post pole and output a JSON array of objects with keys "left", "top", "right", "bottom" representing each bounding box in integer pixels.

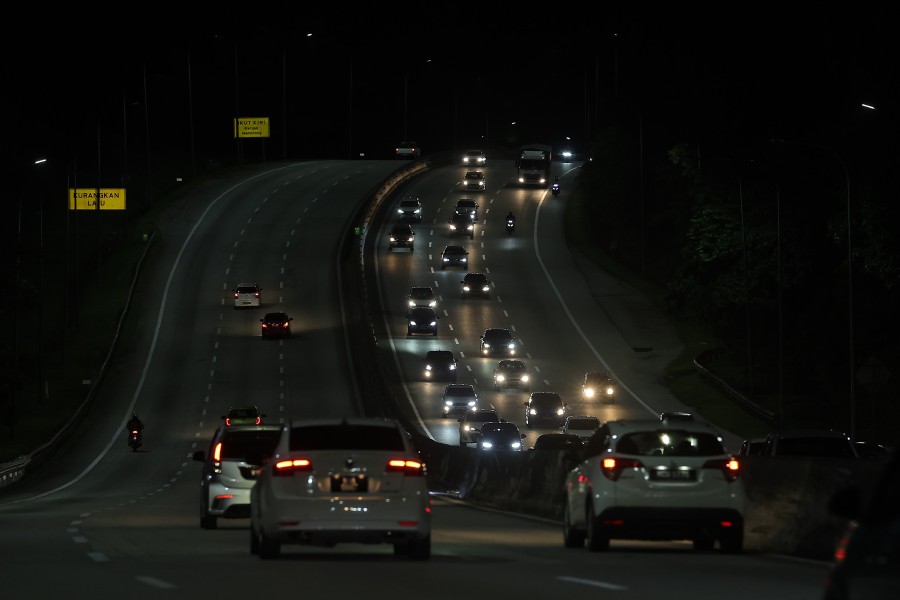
[{"left": 776, "top": 139, "right": 853, "bottom": 438}]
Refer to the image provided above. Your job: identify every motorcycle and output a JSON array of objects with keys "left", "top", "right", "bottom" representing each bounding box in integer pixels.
[
  {"left": 128, "top": 429, "right": 143, "bottom": 452},
  {"left": 551, "top": 183, "right": 561, "bottom": 197},
  {"left": 505, "top": 218, "right": 515, "bottom": 234}
]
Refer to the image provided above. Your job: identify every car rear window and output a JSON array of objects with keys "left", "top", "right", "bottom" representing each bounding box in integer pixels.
[
  {"left": 568, "top": 419, "right": 599, "bottom": 430},
  {"left": 289, "top": 424, "right": 406, "bottom": 451},
  {"left": 237, "top": 286, "right": 257, "bottom": 293},
  {"left": 219, "top": 429, "right": 282, "bottom": 460},
  {"left": 616, "top": 431, "right": 726, "bottom": 457}
]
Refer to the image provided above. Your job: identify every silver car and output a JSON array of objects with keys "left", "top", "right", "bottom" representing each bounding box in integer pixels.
[
  {"left": 232, "top": 282, "right": 262, "bottom": 308},
  {"left": 192, "top": 424, "right": 282, "bottom": 529},
  {"left": 250, "top": 417, "right": 431, "bottom": 560}
]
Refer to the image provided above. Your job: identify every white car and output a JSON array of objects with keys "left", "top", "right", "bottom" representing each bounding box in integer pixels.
[
  {"left": 233, "top": 282, "right": 262, "bottom": 308},
  {"left": 461, "top": 149, "right": 486, "bottom": 165},
  {"left": 463, "top": 170, "right": 485, "bottom": 191},
  {"left": 563, "top": 419, "right": 746, "bottom": 553},
  {"left": 249, "top": 417, "right": 431, "bottom": 560},
  {"left": 561, "top": 415, "right": 600, "bottom": 439}
]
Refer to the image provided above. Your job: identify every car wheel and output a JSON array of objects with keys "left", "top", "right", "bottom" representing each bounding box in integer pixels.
[
  {"left": 259, "top": 528, "right": 281, "bottom": 560},
  {"left": 719, "top": 526, "right": 744, "bottom": 554},
  {"left": 200, "top": 513, "right": 217, "bottom": 530},
  {"left": 563, "top": 501, "right": 585, "bottom": 548},
  {"left": 693, "top": 535, "right": 715, "bottom": 551},
  {"left": 408, "top": 535, "right": 431, "bottom": 561},
  {"left": 586, "top": 501, "right": 609, "bottom": 552}
]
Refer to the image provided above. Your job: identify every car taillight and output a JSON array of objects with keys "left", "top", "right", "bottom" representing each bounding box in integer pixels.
[
  {"left": 255, "top": 416, "right": 261, "bottom": 425},
  {"left": 274, "top": 458, "right": 313, "bottom": 476},
  {"left": 600, "top": 457, "right": 643, "bottom": 481},
  {"left": 225, "top": 417, "right": 232, "bottom": 426},
  {"left": 386, "top": 459, "right": 425, "bottom": 476},
  {"left": 233, "top": 292, "right": 239, "bottom": 299},
  {"left": 213, "top": 442, "right": 223, "bottom": 461},
  {"left": 702, "top": 457, "right": 741, "bottom": 482}
]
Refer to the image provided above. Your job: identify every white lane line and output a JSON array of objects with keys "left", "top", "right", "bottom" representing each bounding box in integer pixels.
[
  {"left": 72, "top": 536, "right": 88, "bottom": 543},
  {"left": 557, "top": 576, "right": 627, "bottom": 591},
  {"left": 87, "top": 552, "right": 109, "bottom": 562},
  {"left": 135, "top": 576, "right": 177, "bottom": 590}
]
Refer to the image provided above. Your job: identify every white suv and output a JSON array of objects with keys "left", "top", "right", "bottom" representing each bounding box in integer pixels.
[{"left": 563, "top": 419, "right": 746, "bottom": 553}]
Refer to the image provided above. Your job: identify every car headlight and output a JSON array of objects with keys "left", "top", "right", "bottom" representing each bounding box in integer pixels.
[
  {"left": 443, "top": 257, "right": 449, "bottom": 262},
  {"left": 465, "top": 425, "right": 472, "bottom": 431},
  {"left": 429, "top": 321, "right": 437, "bottom": 326},
  {"left": 521, "top": 375, "right": 529, "bottom": 382},
  {"left": 414, "top": 208, "right": 421, "bottom": 214},
  {"left": 605, "top": 386, "right": 615, "bottom": 395},
  {"left": 481, "top": 285, "right": 489, "bottom": 292},
  {"left": 429, "top": 300, "right": 436, "bottom": 308},
  {"left": 425, "top": 365, "right": 433, "bottom": 371},
  {"left": 481, "top": 442, "right": 493, "bottom": 449},
  {"left": 409, "top": 320, "right": 417, "bottom": 326},
  {"left": 449, "top": 364, "right": 456, "bottom": 370},
  {"left": 483, "top": 342, "right": 491, "bottom": 348},
  {"left": 530, "top": 409, "right": 537, "bottom": 415},
  {"left": 407, "top": 236, "right": 414, "bottom": 242},
  {"left": 468, "top": 400, "right": 476, "bottom": 407},
  {"left": 408, "top": 300, "right": 416, "bottom": 308},
  {"left": 511, "top": 442, "right": 521, "bottom": 449},
  {"left": 444, "top": 400, "right": 453, "bottom": 406},
  {"left": 463, "top": 285, "right": 470, "bottom": 291},
  {"left": 557, "top": 409, "right": 565, "bottom": 416},
  {"left": 584, "top": 388, "right": 595, "bottom": 398},
  {"left": 450, "top": 224, "right": 457, "bottom": 230},
  {"left": 496, "top": 374, "right": 505, "bottom": 382},
  {"left": 390, "top": 236, "right": 397, "bottom": 242}
]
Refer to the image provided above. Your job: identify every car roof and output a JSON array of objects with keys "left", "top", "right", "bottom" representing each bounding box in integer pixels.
[
  {"left": 263, "top": 311, "right": 288, "bottom": 318},
  {"left": 410, "top": 286, "right": 433, "bottom": 293},
  {"left": 528, "top": 392, "right": 563, "bottom": 404},
  {"left": 392, "top": 222, "right": 413, "bottom": 230},
  {"left": 604, "top": 418, "right": 724, "bottom": 436},
  {"left": 498, "top": 359, "right": 525, "bottom": 367},
  {"left": 456, "top": 199, "right": 477, "bottom": 205},
  {"left": 483, "top": 328, "right": 511, "bottom": 336},
  {"left": 481, "top": 421, "right": 518, "bottom": 431},
  {"left": 444, "top": 383, "right": 476, "bottom": 392},
  {"left": 464, "top": 272, "right": 487, "bottom": 279},
  {"left": 400, "top": 197, "right": 420, "bottom": 203},
  {"left": 426, "top": 350, "right": 454, "bottom": 358},
  {"left": 465, "top": 149, "right": 484, "bottom": 154},
  {"left": 443, "top": 245, "right": 467, "bottom": 252}
]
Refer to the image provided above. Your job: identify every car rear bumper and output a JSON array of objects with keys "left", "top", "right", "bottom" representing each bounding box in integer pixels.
[{"left": 595, "top": 506, "right": 744, "bottom": 540}]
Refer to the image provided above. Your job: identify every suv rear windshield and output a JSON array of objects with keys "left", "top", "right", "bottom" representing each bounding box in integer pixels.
[
  {"left": 219, "top": 429, "right": 282, "bottom": 460},
  {"left": 616, "top": 431, "right": 726, "bottom": 457},
  {"left": 289, "top": 424, "right": 406, "bottom": 451}
]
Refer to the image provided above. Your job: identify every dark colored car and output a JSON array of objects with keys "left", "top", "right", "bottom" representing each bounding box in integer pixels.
[
  {"left": 448, "top": 212, "right": 475, "bottom": 239},
  {"left": 260, "top": 312, "right": 293, "bottom": 338},
  {"left": 223, "top": 405, "right": 267, "bottom": 426},
  {"left": 532, "top": 432, "right": 586, "bottom": 453},
  {"left": 407, "top": 286, "right": 437, "bottom": 309},
  {"left": 582, "top": 372, "right": 617, "bottom": 403},
  {"left": 763, "top": 429, "right": 858, "bottom": 458},
  {"left": 423, "top": 350, "right": 457, "bottom": 381},
  {"left": 524, "top": 392, "right": 568, "bottom": 428},
  {"left": 478, "top": 421, "right": 525, "bottom": 451},
  {"left": 824, "top": 447, "right": 900, "bottom": 599},
  {"left": 492, "top": 359, "right": 530, "bottom": 391},
  {"left": 480, "top": 328, "right": 519, "bottom": 356},
  {"left": 407, "top": 306, "right": 438, "bottom": 336},
  {"left": 458, "top": 408, "right": 500, "bottom": 446},
  {"left": 441, "top": 245, "right": 469, "bottom": 269},
  {"left": 461, "top": 272, "right": 490, "bottom": 298},
  {"left": 454, "top": 198, "right": 479, "bottom": 221},
  {"left": 389, "top": 223, "right": 415, "bottom": 251}
]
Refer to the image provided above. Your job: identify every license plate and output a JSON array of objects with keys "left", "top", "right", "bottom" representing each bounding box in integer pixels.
[
  {"left": 331, "top": 475, "right": 367, "bottom": 493},
  {"left": 650, "top": 469, "right": 696, "bottom": 481}
]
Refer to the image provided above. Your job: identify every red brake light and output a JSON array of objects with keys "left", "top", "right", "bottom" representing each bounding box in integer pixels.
[
  {"left": 273, "top": 458, "right": 313, "bottom": 476},
  {"left": 225, "top": 417, "right": 232, "bottom": 426},
  {"left": 385, "top": 459, "right": 425, "bottom": 476},
  {"left": 255, "top": 416, "right": 261, "bottom": 425},
  {"left": 233, "top": 292, "right": 239, "bottom": 299},
  {"left": 600, "top": 457, "right": 643, "bottom": 481},
  {"left": 703, "top": 457, "right": 741, "bottom": 482}
]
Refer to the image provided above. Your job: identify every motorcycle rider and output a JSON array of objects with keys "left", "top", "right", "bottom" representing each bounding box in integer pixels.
[
  {"left": 506, "top": 211, "right": 516, "bottom": 224},
  {"left": 127, "top": 411, "right": 144, "bottom": 438}
]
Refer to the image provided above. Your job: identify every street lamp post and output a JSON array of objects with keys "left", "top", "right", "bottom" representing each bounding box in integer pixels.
[{"left": 776, "top": 139, "right": 854, "bottom": 438}]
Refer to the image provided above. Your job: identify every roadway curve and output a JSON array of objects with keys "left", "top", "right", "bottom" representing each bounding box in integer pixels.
[{"left": 0, "top": 161, "right": 824, "bottom": 599}]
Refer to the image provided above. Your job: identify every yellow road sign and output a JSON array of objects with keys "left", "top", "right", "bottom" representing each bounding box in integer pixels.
[
  {"left": 234, "top": 117, "right": 270, "bottom": 138},
  {"left": 68, "top": 188, "right": 127, "bottom": 210}
]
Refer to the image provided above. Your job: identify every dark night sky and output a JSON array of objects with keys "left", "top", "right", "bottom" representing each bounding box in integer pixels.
[{"left": 6, "top": 6, "right": 897, "bottom": 170}]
